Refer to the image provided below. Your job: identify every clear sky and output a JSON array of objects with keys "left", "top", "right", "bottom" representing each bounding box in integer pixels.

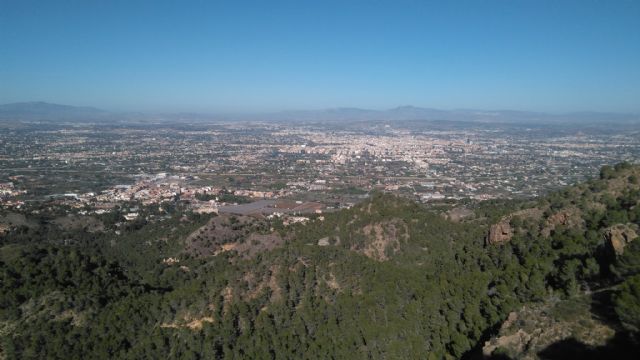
[{"left": 1, "top": 0, "right": 639, "bottom": 113}]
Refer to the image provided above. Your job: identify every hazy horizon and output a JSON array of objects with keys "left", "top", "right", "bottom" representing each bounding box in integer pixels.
[{"left": 3, "top": 100, "right": 640, "bottom": 118}]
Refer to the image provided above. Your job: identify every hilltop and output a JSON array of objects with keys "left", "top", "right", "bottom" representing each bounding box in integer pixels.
[{"left": 1, "top": 163, "right": 640, "bottom": 359}]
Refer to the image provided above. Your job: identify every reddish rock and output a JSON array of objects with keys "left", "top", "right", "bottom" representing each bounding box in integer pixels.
[
  {"left": 487, "top": 221, "right": 513, "bottom": 245},
  {"left": 604, "top": 223, "right": 638, "bottom": 256},
  {"left": 541, "top": 207, "right": 584, "bottom": 238}
]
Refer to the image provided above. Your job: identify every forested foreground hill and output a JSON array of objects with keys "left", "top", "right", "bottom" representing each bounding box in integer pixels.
[{"left": 2, "top": 163, "right": 640, "bottom": 359}]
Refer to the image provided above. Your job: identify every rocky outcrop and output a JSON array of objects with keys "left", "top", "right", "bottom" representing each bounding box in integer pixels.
[
  {"left": 485, "top": 208, "right": 544, "bottom": 246},
  {"left": 541, "top": 207, "right": 584, "bottom": 237},
  {"left": 353, "top": 219, "right": 409, "bottom": 261},
  {"left": 604, "top": 223, "right": 638, "bottom": 256},
  {"left": 218, "top": 232, "right": 284, "bottom": 259},
  {"left": 483, "top": 299, "right": 615, "bottom": 359},
  {"left": 486, "top": 221, "right": 513, "bottom": 245}
]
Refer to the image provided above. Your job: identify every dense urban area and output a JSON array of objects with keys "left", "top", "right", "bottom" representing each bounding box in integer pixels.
[{"left": 2, "top": 120, "right": 638, "bottom": 214}]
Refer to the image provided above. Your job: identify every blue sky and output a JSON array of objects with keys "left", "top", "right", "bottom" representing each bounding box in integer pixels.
[{"left": 1, "top": 0, "right": 639, "bottom": 113}]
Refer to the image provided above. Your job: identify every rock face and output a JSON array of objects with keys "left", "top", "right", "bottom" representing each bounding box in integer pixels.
[
  {"left": 486, "top": 221, "right": 513, "bottom": 245},
  {"left": 482, "top": 299, "right": 615, "bottom": 360},
  {"left": 541, "top": 207, "right": 584, "bottom": 238},
  {"left": 604, "top": 223, "right": 639, "bottom": 256}
]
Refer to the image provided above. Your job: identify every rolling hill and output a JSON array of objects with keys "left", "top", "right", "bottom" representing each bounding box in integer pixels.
[{"left": 1, "top": 163, "right": 640, "bottom": 359}]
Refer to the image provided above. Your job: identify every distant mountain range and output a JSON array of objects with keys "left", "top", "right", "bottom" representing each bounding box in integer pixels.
[
  {"left": 268, "top": 106, "right": 640, "bottom": 124},
  {"left": 0, "top": 101, "right": 112, "bottom": 122},
  {"left": 1, "top": 101, "right": 638, "bottom": 124}
]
